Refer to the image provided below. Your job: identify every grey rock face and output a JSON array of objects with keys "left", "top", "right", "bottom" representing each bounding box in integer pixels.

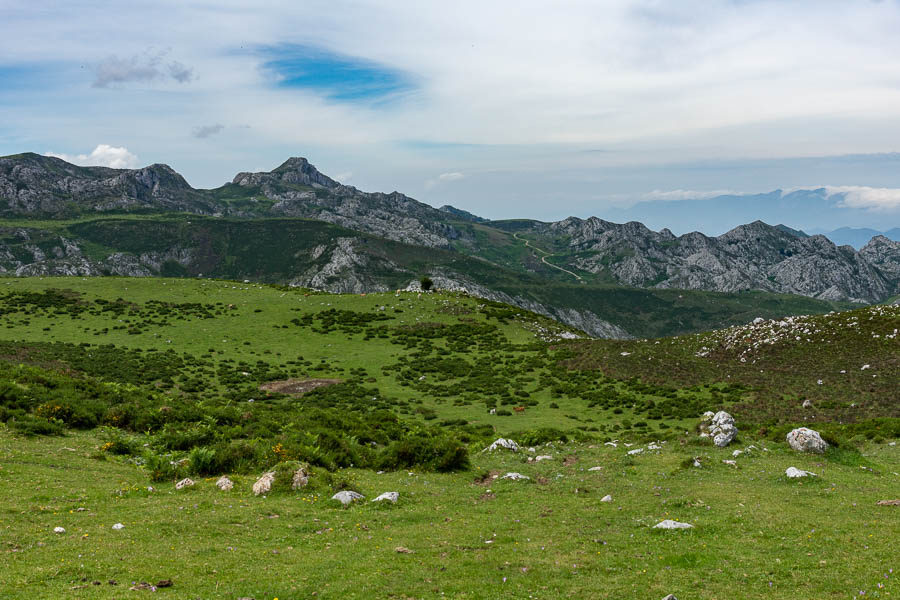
[
  {"left": 540, "top": 218, "right": 896, "bottom": 303},
  {"left": 786, "top": 428, "right": 828, "bottom": 454}
]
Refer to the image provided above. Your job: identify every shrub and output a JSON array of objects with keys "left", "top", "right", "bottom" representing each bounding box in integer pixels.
[{"left": 378, "top": 434, "right": 469, "bottom": 472}]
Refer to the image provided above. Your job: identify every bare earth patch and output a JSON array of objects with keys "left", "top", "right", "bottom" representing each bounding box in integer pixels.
[{"left": 259, "top": 378, "right": 342, "bottom": 396}]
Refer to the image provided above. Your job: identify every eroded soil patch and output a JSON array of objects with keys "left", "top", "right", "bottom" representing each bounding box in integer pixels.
[{"left": 259, "top": 378, "right": 342, "bottom": 396}]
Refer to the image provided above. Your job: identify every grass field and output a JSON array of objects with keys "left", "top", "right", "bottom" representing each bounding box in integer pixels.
[
  {"left": 0, "top": 276, "right": 897, "bottom": 598},
  {"left": 1, "top": 428, "right": 898, "bottom": 599}
]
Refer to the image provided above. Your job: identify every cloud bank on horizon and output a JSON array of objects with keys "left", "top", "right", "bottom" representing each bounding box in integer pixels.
[{"left": 2, "top": 0, "right": 900, "bottom": 232}]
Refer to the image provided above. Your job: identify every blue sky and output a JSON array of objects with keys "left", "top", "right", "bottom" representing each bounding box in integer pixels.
[{"left": 2, "top": 0, "right": 900, "bottom": 233}]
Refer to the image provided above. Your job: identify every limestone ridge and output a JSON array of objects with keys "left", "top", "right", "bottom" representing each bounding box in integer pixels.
[
  {"left": 530, "top": 217, "right": 898, "bottom": 302},
  {"left": 1, "top": 151, "right": 898, "bottom": 306},
  {"left": 1, "top": 154, "right": 469, "bottom": 250},
  {"left": 0, "top": 153, "right": 215, "bottom": 215}
]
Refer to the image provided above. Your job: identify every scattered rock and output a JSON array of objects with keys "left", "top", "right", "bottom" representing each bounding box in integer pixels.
[
  {"left": 111, "top": 523, "right": 124, "bottom": 530},
  {"left": 485, "top": 438, "right": 519, "bottom": 452},
  {"left": 535, "top": 455, "right": 553, "bottom": 462},
  {"left": 501, "top": 472, "right": 530, "bottom": 481},
  {"left": 802, "top": 399, "right": 813, "bottom": 408},
  {"left": 588, "top": 466, "right": 603, "bottom": 472},
  {"left": 786, "top": 428, "right": 828, "bottom": 454},
  {"left": 662, "top": 595, "right": 678, "bottom": 600},
  {"left": 372, "top": 492, "right": 399, "bottom": 503},
  {"left": 215, "top": 476, "right": 233, "bottom": 491},
  {"left": 709, "top": 411, "right": 737, "bottom": 447},
  {"left": 252, "top": 472, "right": 275, "bottom": 496},
  {"left": 692, "top": 458, "right": 702, "bottom": 468},
  {"left": 174, "top": 478, "right": 194, "bottom": 490},
  {"left": 156, "top": 580, "right": 173, "bottom": 588},
  {"left": 722, "top": 460, "right": 737, "bottom": 467},
  {"left": 53, "top": 527, "right": 65, "bottom": 534},
  {"left": 332, "top": 490, "right": 365, "bottom": 506},
  {"left": 785, "top": 467, "right": 816, "bottom": 478},
  {"left": 291, "top": 468, "right": 309, "bottom": 490},
  {"left": 876, "top": 499, "right": 900, "bottom": 506},
  {"left": 395, "top": 546, "right": 413, "bottom": 553},
  {"left": 654, "top": 520, "right": 693, "bottom": 529},
  {"left": 627, "top": 448, "right": 644, "bottom": 455},
  {"left": 601, "top": 494, "right": 613, "bottom": 502}
]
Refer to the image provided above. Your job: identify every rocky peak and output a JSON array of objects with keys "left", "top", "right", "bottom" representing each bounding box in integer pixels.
[{"left": 233, "top": 157, "right": 339, "bottom": 189}]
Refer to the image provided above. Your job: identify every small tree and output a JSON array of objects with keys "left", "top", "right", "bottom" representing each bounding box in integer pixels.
[{"left": 420, "top": 276, "right": 434, "bottom": 291}]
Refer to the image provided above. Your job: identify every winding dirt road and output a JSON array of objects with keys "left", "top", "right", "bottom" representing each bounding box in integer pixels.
[{"left": 513, "top": 232, "right": 583, "bottom": 282}]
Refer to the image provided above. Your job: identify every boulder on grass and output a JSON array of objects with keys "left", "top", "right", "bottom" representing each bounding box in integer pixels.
[
  {"left": 485, "top": 438, "right": 519, "bottom": 452},
  {"left": 786, "top": 428, "right": 828, "bottom": 454},
  {"left": 175, "top": 478, "right": 194, "bottom": 490},
  {"left": 332, "top": 490, "right": 365, "bottom": 506},
  {"left": 372, "top": 492, "right": 399, "bottom": 503},
  {"left": 215, "top": 476, "right": 233, "bottom": 491},
  {"left": 252, "top": 472, "right": 275, "bottom": 496},
  {"left": 709, "top": 411, "right": 737, "bottom": 447}
]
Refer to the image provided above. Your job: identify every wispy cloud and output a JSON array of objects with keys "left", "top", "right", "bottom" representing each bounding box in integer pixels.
[
  {"left": 45, "top": 144, "right": 139, "bottom": 169},
  {"left": 425, "top": 171, "right": 465, "bottom": 189},
  {"left": 826, "top": 185, "right": 900, "bottom": 212},
  {"left": 642, "top": 189, "right": 737, "bottom": 201},
  {"left": 192, "top": 124, "right": 224, "bottom": 139},
  {"left": 93, "top": 49, "right": 194, "bottom": 88}
]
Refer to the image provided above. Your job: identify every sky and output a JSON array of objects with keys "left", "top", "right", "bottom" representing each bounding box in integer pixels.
[{"left": 2, "top": 0, "right": 900, "bottom": 233}]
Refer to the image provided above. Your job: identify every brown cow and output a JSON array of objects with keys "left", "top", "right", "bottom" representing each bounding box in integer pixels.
[{"left": 514, "top": 406, "right": 526, "bottom": 414}]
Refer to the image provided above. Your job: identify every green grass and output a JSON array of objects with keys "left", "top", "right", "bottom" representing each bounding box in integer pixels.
[
  {"left": 1, "top": 428, "right": 898, "bottom": 599},
  {"left": 0, "top": 276, "right": 898, "bottom": 598}
]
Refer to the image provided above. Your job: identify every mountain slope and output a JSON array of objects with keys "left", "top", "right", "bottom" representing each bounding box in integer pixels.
[{"left": 1, "top": 152, "right": 897, "bottom": 313}]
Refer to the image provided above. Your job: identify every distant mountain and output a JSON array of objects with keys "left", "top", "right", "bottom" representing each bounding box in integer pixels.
[
  {"left": 818, "top": 227, "right": 900, "bottom": 249},
  {"left": 438, "top": 204, "right": 488, "bottom": 223},
  {"left": 2, "top": 152, "right": 899, "bottom": 336},
  {"left": 775, "top": 224, "right": 809, "bottom": 238},
  {"left": 499, "top": 217, "right": 898, "bottom": 303},
  {"left": 604, "top": 188, "right": 900, "bottom": 238}
]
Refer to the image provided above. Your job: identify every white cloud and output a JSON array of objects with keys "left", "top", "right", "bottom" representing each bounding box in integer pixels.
[
  {"left": 46, "top": 145, "right": 140, "bottom": 169},
  {"left": 425, "top": 171, "right": 465, "bottom": 189},
  {"left": 826, "top": 186, "right": 900, "bottom": 212},
  {"left": 642, "top": 189, "right": 736, "bottom": 201}
]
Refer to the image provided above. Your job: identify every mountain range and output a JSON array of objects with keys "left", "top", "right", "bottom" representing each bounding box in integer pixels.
[{"left": 1, "top": 152, "right": 898, "bottom": 338}]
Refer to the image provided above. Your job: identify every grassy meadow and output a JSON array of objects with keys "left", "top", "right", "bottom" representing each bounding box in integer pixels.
[{"left": 0, "top": 276, "right": 897, "bottom": 599}]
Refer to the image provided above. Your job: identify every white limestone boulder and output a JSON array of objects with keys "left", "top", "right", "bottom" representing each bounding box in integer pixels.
[{"left": 786, "top": 428, "right": 828, "bottom": 454}]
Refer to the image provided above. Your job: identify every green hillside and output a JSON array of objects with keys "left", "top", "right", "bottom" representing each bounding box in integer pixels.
[{"left": 0, "top": 277, "right": 897, "bottom": 599}]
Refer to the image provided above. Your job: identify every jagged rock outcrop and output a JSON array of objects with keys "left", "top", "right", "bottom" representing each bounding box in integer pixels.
[
  {"left": 537, "top": 218, "right": 895, "bottom": 303},
  {"left": 859, "top": 236, "right": 900, "bottom": 295},
  {"left": 0, "top": 153, "right": 215, "bottom": 216}
]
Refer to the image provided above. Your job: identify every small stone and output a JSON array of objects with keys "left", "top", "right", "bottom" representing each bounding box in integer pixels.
[
  {"left": 53, "top": 527, "right": 65, "bottom": 534},
  {"left": 786, "top": 467, "right": 816, "bottom": 478},
  {"left": 662, "top": 595, "right": 678, "bottom": 600},
  {"left": 875, "top": 499, "right": 900, "bottom": 506},
  {"left": 501, "top": 472, "right": 530, "bottom": 481},
  {"left": 535, "top": 455, "right": 553, "bottom": 462},
  {"left": 174, "top": 478, "right": 194, "bottom": 490},
  {"left": 332, "top": 490, "right": 364, "bottom": 506},
  {"left": 653, "top": 520, "right": 693, "bottom": 529},
  {"left": 111, "top": 523, "right": 125, "bottom": 530},
  {"left": 601, "top": 495, "right": 613, "bottom": 502},
  {"left": 588, "top": 466, "right": 603, "bottom": 471},
  {"left": 215, "top": 476, "right": 233, "bottom": 491},
  {"left": 395, "top": 546, "right": 413, "bottom": 553},
  {"left": 372, "top": 492, "right": 399, "bottom": 503},
  {"left": 627, "top": 448, "right": 644, "bottom": 455}
]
